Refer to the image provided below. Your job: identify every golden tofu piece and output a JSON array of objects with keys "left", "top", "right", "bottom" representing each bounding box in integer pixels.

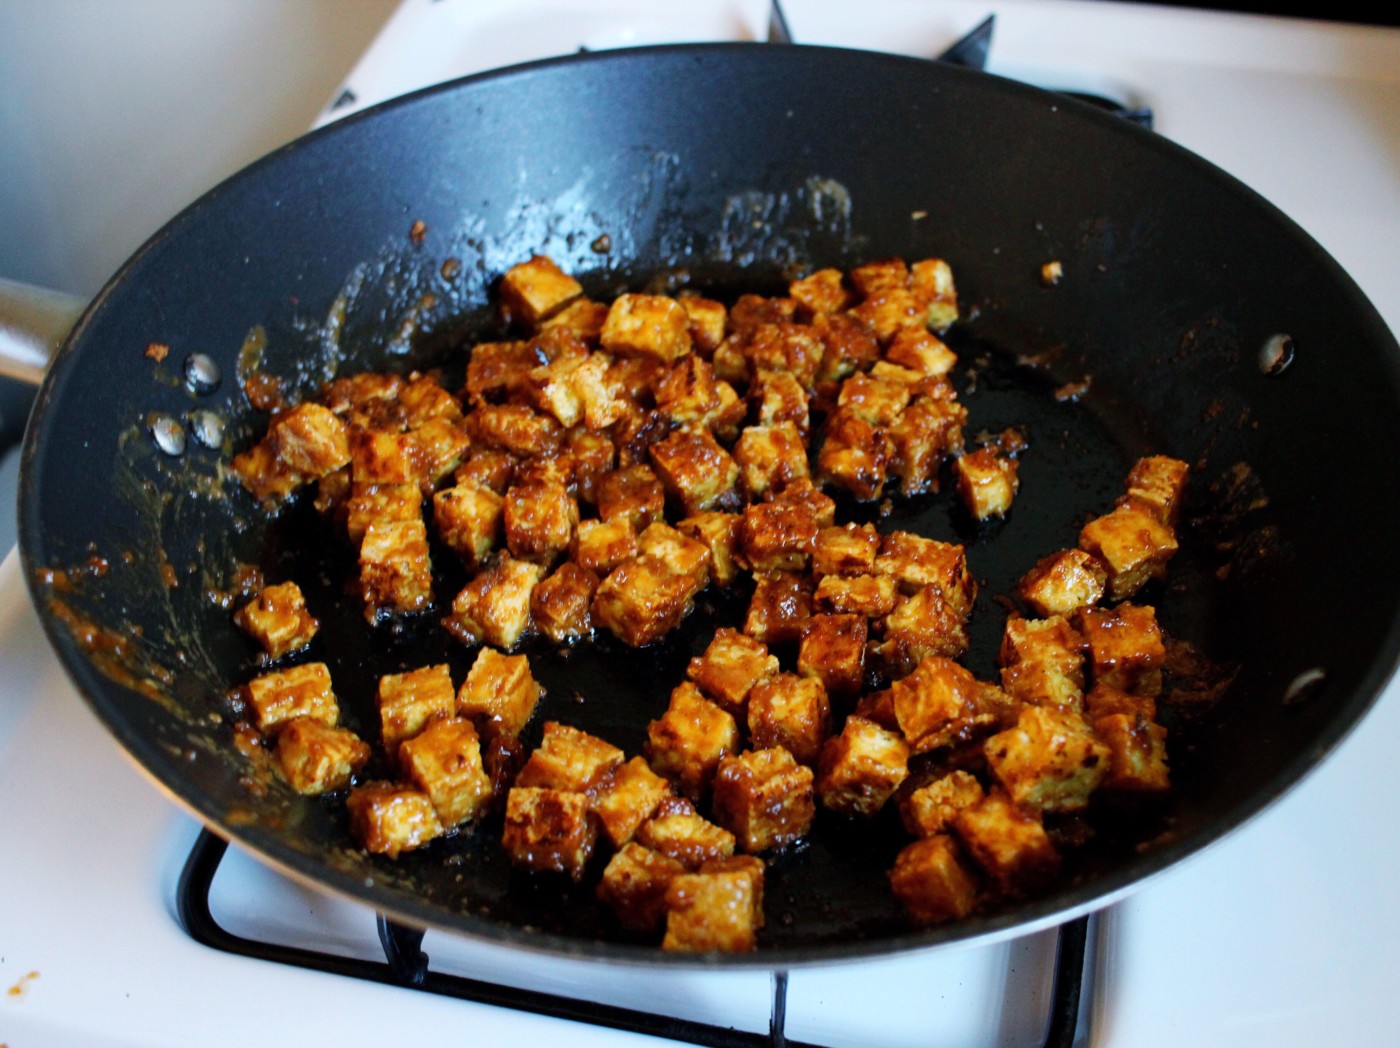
[
  {"left": 1078, "top": 504, "right": 1178, "bottom": 600},
  {"left": 245, "top": 662, "right": 338, "bottom": 735},
  {"left": 399, "top": 717, "right": 493, "bottom": 827},
  {"left": 662, "top": 869, "right": 760, "bottom": 953},
  {"left": 269, "top": 402, "right": 352, "bottom": 478},
  {"left": 347, "top": 781, "right": 443, "bottom": 859},
  {"left": 456, "top": 646, "right": 540, "bottom": 738},
  {"left": 499, "top": 255, "right": 583, "bottom": 327},
  {"left": 1085, "top": 682, "right": 1157, "bottom": 722},
  {"left": 600, "top": 293, "right": 693, "bottom": 363},
  {"left": 909, "top": 257, "right": 959, "bottom": 331},
  {"left": 797, "top": 613, "right": 867, "bottom": 702},
  {"left": 885, "top": 328, "right": 957, "bottom": 377},
  {"left": 729, "top": 293, "right": 798, "bottom": 334},
  {"left": 817, "top": 408, "right": 891, "bottom": 501},
  {"left": 985, "top": 705, "right": 1109, "bottom": 813},
  {"left": 1093, "top": 712, "right": 1170, "bottom": 794},
  {"left": 636, "top": 798, "right": 737, "bottom": 869},
  {"left": 540, "top": 296, "right": 610, "bottom": 342},
  {"left": 889, "top": 835, "right": 979, "bottom": 925},
  {"left": 680, "top": 296, "right": 728, "bottom": 355},
  {"left": 565, "top": 428, "right": 616, "bottom": 506},
  {"left": 516, "top": 721, "right": 625, "bottom": 795},
  {"left": 529, "top": 561, "right": 598, "bottom": 644},
  {"left": 572, "top": 517, "right": 638, "bottom": 576},
  {"left": 954, "top": 448, "right": 1020, "bottom": 520},
  {"left": 598, "top": 842, "right": 686, "bottom": 933},
  {"left": 815, "top": 715, "right": 910, "bottom": 817},
  {"left": 748, "top": 368, "right": 811, "bottom": 439},
  {"left": 747, "top": 671, "right": 832, "bottom": 767},
  {"left": 811, "top": 313, "right": 880, "bottom": 386},
  {"left": 501, "top": 786, "right": 597, "bottom": 880},
  {"left": 591, "top": 532, "right": 709, "bottom": 648},
  {"left": 464, "top": 340, "right": 536, "bottom": 406},
  {"left": 411, "top": 417, "right": 472, "bottom": 486},
  {"left": 733, "top": 422, "right": 810, "bottom": 501},
  {"left": 999, "top": 614, "right": 1086, "bottom": 708},
  {"left": 470, "top": 403, "right": 563, "bottom": 458},
  {"left": 1076, "top": 603, "right": 1166, "bottom": 696},
  {"left": 234, "top": 581, "right": 318, "bottom": 659},
  {"left": 874, "top": 585, "right": 971, "bottom": 678},
  {"left": 686, "top": 628, "right": 780, "bottom": 715},
  {"left": 359, "top": 518, "right": 433, "bottom": 621},
  {"left": 953, "top": 789, "right": 1060, "bottom": 895},
  {"left": 377, "top": 663, "right": 455, "bottom": 758},
  {"left": 676, "top": 511, "right": 743, "bottom": 588},
  {"left": 645, "top": 683, "right": 741, "bottom": 799},
  {"left": 811, "top": 522, "right": 881, "bottom": 577},
  {"left": 649, "top": 426, "right": 741, "bottom": 515},
  {"left": 275, "top": 717, "right": 369, "bottom": 795},
  {"left": 743, "top": 571, "right": 813, "bottom": 645},
  {"left": 345, "top": 482, "right": 422, "bottom": 546},
  {"left": 889, "top": 394, "right": 967, "bottom": 496},
  {"left": 349, "top": 427, "right": 422, "bottom": 486},
  {"left": 397, "top": 372, "right": 463, "bottom": 427},
  {"left": 1120, "top": 455, "right": 1190, "bottom": 526},
  {"left": 888, "top": 656, "right": 983, "bottom": 751},
  {"left": 592, "top": 756, "right": 675, "bottom": 848},
  {"left": 454, "top": 446, "right": 517, "bottom": 494},
  {"left": 837, "top": 371, "right": 913, "bottom": 426},
  {"left": 443, "top": 556, "right": 543, "bottom": 649},
  {"left": 744, "top": 322, "right": 826, "bottom": 390},
  {"left": 321, "top": 372, "right": 403, "bottom": 416},
  {"left": 523, "top": 354, "right": 587, "bottom": 428},
  {"left": 596, "top": 465, "right": 666, "bottom": 531},
  {"left": 850, "top": 258, "right": 909, "bottom": 296},
  {"left": 432, "top": 482, "right": 503, "bottom": 569},
  {"left": 1018, "top": 549, "right": 1107, "bottom": 618},
  {"left": 503, "top": 479, "right": 579, "bottom": 565},
  {"left": 712, "top": 748, "right": 816, "bottom": 853},
  {"left": 653, "top": 355, "right": 723, "bottom": 428},
  {"left": 790, "top": 267, "right": 853, "bottom": 317},
  {"left": 740, "top": 483, "right": 833, "bottom": 572},
  {"left": 899, "top": 770, "right": 985, "bottom": 838},
  {"left": 875, "top": 532, "right": 976, "bottom": 614},
  {"left": 850, "top": 287, "right": 924, "bottom": 343},
  {"left": 812, "top": 573, "right": 899, "bottom": 618}
]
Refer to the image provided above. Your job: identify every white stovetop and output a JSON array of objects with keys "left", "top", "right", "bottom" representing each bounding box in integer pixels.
[{"left": 4, "top": 2, "right": 1400, "bottom": 1046}]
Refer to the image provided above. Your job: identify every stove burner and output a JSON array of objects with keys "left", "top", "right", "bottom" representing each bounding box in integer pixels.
[{"left": 177, "top": 829, "right": 1091, "bottom": 1047}]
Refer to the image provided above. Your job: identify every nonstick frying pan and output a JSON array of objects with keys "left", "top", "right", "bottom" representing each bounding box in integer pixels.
[{"left": 16, "top": 44, "right": 1400, "bottom": 965}]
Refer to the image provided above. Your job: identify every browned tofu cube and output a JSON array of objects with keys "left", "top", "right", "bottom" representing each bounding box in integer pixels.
[
  {"left": 999, "top": 614, "right": 1086, "bottom": 708},
  {"left": 888, "top": 655, "right": 983, "bottom": 751},
  {"left": 1076, "top": 603, "right": 1166, "bottom": 695},
  {"left": 885, "top": 328, "right": 957, "bottom": 377},
  {"left": 743, "top": 571, "right": 813, "bottom": 645},
  {"left": 748, "top": 369, "right": 811, "bottom": 439},
  {"left": 729, "top": 293, "right": 798, "bottom": 334},
  {"left": 909, "top": 257, "right": 959, "bottom": 331},
  {"left": 954, "top": 448, "right": 1020, "bottom": 520},
  {"left": 443, "top": 556, "right": 543, "bottom": 649},
  {"left": 592, "top": 756, "right": 675, "bottom": 848},
  {"left": 592, "top": 540, "right": 708, "bottom": 648},
  {"left": 502, "top": 786, "right": 597, "bottom": 880},
  {"left": 837, "top": 372, "right": 912, "bottom": 426},
  {"left": 698, "top": 854, "right": 766, "bottom": 922},
  {"left": 815, "top": 716, "right": 910, "bottom": 817},
  {"left": 889, "top": 835, "right": 980, "bottom": 925},
  {"left": 600, "top": 293, "right": 693, "bottom": 363},
  {"left": 274, "top": 717, "right": 369, "bottom": 795},
  {"left": 747, "top": 672, "right": 832, "bottom": 767},
  {"left": 636, "top": 798, "right": 737, "bottom": 869},
  {"left": 1093, "top": 712, "right": 1170, "bottom": 794},
  {"left": 1018, "top": 549, "right": 1107, "bottom": 618},
  {"left": 503, "top": 480, "right": 578, "bottom": 564},
  {"left": 540, "top": 296, "right": 610, "bottom": 342},
  {"left": 645, "top": 683, "right": 741, "bottom": 799},
  {"left": 456, "top": 647, "right": 540, "bottom": 738},
  {"left": 797, "top": 614, "right": 867, "bottom": 702},
  {"left": 344, "top": 482, "right": 422, "bottom": 546},
  {"left": 1078, "top": 504, "right": 1178, "bottom": 600},
  {"left": 572, "top": 517, "right": 637, "bottom": 575},
  {"left": 347, "top": 781, "right": 443, "bottom": 858},
  {"left": 433, "top": 482, "right": 503, "bottom": 569},
  {"left": 662, "top": 869, "right": 760, "bottom": 952},
  {"left": 953, "top": 790, "right": 1060, "bottom": 895},
  {"left": 733, "top": 422, "right": 810, "bottom": 501},
  {"left": 850, "top": 287, "right": 924, "bottom": 343},
  {"left": 313, "top": 464, "right": 351, "bottom": 517},
  {"left": 267, "top": 402, "right": 352, "bottom": 479},
  {"left": 398, "top": 717, "right": 493, "bottom": 827},
  {"left": 985, "top": 705, "right": 1109, "bottom": 813},
  {"left": 686, "top": 628, "right": 780, "bottom": 715},
  {"left": 817, "top": 408, "right": 891, "bottom": 501},
  {"left": 377, "top": 663, "right": 455, "bottom": 757},
  {"left": 676, "top": 511, "right": 743, "bottom": 588},
  {"left": 889, "top": 394, "right": 967, "bottom": 496},
  {"left": 812, "top": 313, "right": 880, "bottom": 386},
  {"left": 397, "top": 372, "right": 462, "bottom": 426},
  {"left": 740, "top": 489, "right": 824, "bottom": 572},
  {"left": 850, "top": 258, "right": 909, "bottom": 297},
  {"left": 899, "top": 770, "right": 985, "bottom": 838},
  {"left": 653, "top": 355, "right": 722, "bottom": 428},
  {"left": 245, "top": 662, "right": 338, "bottom": 735},
  {"left": 349, "top": 427, "right": 422, "bottom": 487},
  {"left": 1084, "top": 683, "right": 1158, "bottom": 722},
  {"left": 743, "top": 322, "right": 826, "bottom": 390},
  {"left": 680, "top": 296, "right": 727, "bottom": 355},
  {"left": 811, "top": 523, "right": 881, "bottom": 577},
  {"left": 522, "top": 354, "right": 587, "bottom": 428},
  {"left": 566, "top": 428, "right": 616, "bottom": 506},
  {"left": 234, "top": 581, "right": 318, "bottom": 659},
  {"left": 470, "top": 404, "right": 563, "bottom": 458},
  {"left": 812, "top": 573, "right": 899, "bottom": 618},
  {"left": 876, "top": 532, "right": 976, "bottom": 613},
  {"left": 712, "top": 748, "right": 816, "bottom": 853},
  {"left": 529, "top": 562, "right": 598, "bottom": 643},
  {"left": 499, "top": 255, "right": 583, "bottom": 327},
  {"left": 411, "top": 417, "right": 472, "bottom": 486},
  {"left": 874, "top": 585, "right": 971, "bottom": 678},
  {"left": 455, "top": 447, "right": 517, "bottom": 493},
  {"left": 359, "top": 517, "right": 433, "bottom": 621},
  {"left": 596, "top": 465, "right": 666, "bottom": 531},
  {"left": 515, "top": 721, "right": 625, "bottom": 795},
  {"left": 464, "top": 340, "right": 535, "bottom": 406},
  {"left": 597, "top": 842, "right": 686, "bottom": 933},
  {"left": 790, "top": 267, "right": 853, "bottom": 317},
  {"left": 1120, "top": 455, "right": 1190, "bottom": 526},
  {"left": 322, "top": 372, "right": 402, "bottom": 416},
  {"left": 649, "top": 426, "right": 741, "bottom": 515}
]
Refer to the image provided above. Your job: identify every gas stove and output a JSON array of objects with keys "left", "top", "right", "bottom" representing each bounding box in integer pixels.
[{"left": 4, "top": 2, "right": 1400, "bottom": 1045}]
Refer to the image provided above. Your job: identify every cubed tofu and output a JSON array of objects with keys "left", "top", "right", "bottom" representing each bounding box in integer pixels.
[
  {"left": 645, "top": 683, "right": 741, "bottom": 799},
  {"left": 592, "top": 536, "right": 709, "bottom": 648},
  {"left": 686, "top": 628, "right": 780, "bottom": 715},
  {"left": 359, "top": 518, "right": 433, "bottom": 620},
  {"left": 743, "top": 322, "right": 826, "bottom": 390},
  {"left": 676, "top": 511, "right": 743, "bottom": 588},
  {"left": 743, "top": 571, "right": 813, "bottom": 645},
  {"left": 321, "top": 372, "right": 402, "bottom": 416},
  {"left": 797, "top": 614, "right": 867, "bottom": 702},
  {"left": 817, "top": 408, "right": 891, "bottom": 501},
  {"left": 815, "top": 716, "right": 910, "bottom": 817},
  {"left": 662, "top": 869, "right": 760, "bottom": 953},
  {"left": 523, "top": 354, "right": 587, "bottom": 428},
  {"left": 1120, "top": 455, "right": 1190, "bottom": 526},
  {"left": 850, "top": 258, "right": 909, "bottom": 297},
  {"left": 592, "top": 756, "right": 675, "bottom": 848},
  {"left": 790, "top": 267, "right": 853, "bottom": 317},
  {"left": 600, "top": 293, "right": 693, "bottom": 363},
  {"left": 712, "top": 748, "right": 816, "bottom": 853},
  {"left": 953, "top": 790, "right": 1060, "bottom": 895},
  {"left": 540, "top": 297, "right": 610, "bottom": 342},
  {"left": 499, "top": 255, "right": 583, "bottom": 327},
  {"left": 1018, "top": 549, "right": 1107, "bottom": 618},
  {"left": 572, "top": 517, "right": 638, "bottom": 575},
  {"left": 811, "top": 523, "right": 881, "bottom": 577},
  {"left": 888, "top": 656, "right": 983, "bottom": 751},
  {"left": 984, "top": 705, "right": 1109, "bottom": 813},
  {"left": 267, "top": 402, "right": 352, "bottom": 481},
  {"left": 909, "top": 257, "right": 959, "bottom": 331},
  {"left": 1084, "top": 683, "right": 1157, "bottom": 722},
  {"left": 680, "top": 296, "right": 728, "bottom": 355},
  {"left": 347, "top": 781, "right": 444, "bottom": 858},
  {"left": 875, "top": 532, "right": 976, "bottom": 614},
  {"left": 873, "top": 585, "right": 971, "bottom": 678},
  {"left": 636, "top": 798, "right": 737, "bottom": 869},
  {"left": 954, "top": 448, "right": 1020, "bottom": 520},
  {"left": 837, "top": 372, "right": 912, "bottom": 426},
  {"left": 597, "top": 842, "right": 686, "bottom": 933},
  {"left": 501, "top": 786, "right": 597, "bottom": 880},
  {"left": 346, "top": 482, "right": 423, "bottom": 546},
  {"left": 530, "top": 561, "right": 598, "bottom": 643},
  {"left": 377, "top": 663, "right": 455, "bottom": 758},
  {"left": 850, "top": 287, "right": 924, "bottom": 343},
  {"left": 234, "top": 581, "right": 318, "bottom": 659},
  {"left": 1093, "top": 712, "right": 1170, "bottom": 794},
  {"left": 899, "top": 770, "right": 985, "bottom": 838},
  {"left": 728, "top": 294, "right": 798, "bottom": 334},
  {"left": 1078, "top": 504, "right": 1178, "bottom": 600},
  {"left": 698, "top": 854, "right": 766, "bottom": 927},
  {"left": 245, "top": 662, "right": 338, "bottom": 735},
  {"left": 812, "top": 313, "right": 881, "bottom": 385},
  {"left": 397, "top": 372, "right": 463, "bottom": 427},
  {"left": 503, "top": 480, "right": 579, "bottom": 564},
  {"left": 654, "top": 355, "right": 722, "bottom": 427},
  {"left": 649, "top": 426, "right": 741, "bottom": 515},
  {"left": 566, "top": 428, "right": 616, "bottom": 506},
  {"left": 733, "top": 422, "right": 810, "bottom": 501},
  {"left": 275, "top": 717, "right": 369, "bottom": 795},
  {"left": 740, "top": 484, "right": 830, "bottom": 572},
  {"left": 411, "top": 417, "right": 472, "bottom": 486},
  {"left": 349, "top": 427, "right": 421, "bottom": 487},
  {"left": 433, "top": 482, "right": 504, "bottom": 569},
  {"left": 889, "top": 835, "right": 980, "bottom": 925},
  {"left": 515, "top": 721, "right": 625, "bottom": 795},
  {"left": 455, "top": 447, "right": 517, "bottom": 493},
  {"left": 464, "top": 340, "right": 536, "bottom": 406},
  {"left": 885, "top": 328, "right": 957, "bottom": 377},
  {"left": 812, "top": 573, "right": 899, "bottom": 618},
  {"left": 889, "top": 394, "right": 967, "bottom": 496},
  {"left": 1076, "top": 603, "right": 1166, "bottom": 696},
  {"left": 596, "top": 465, "right": 666, "bottom": 531},
  {"left": 456, "top": 647, "right": 540, "bottom": 738},
  {"left": 469, "top": 403, "right": 563, "bottom": 458},
  {"left": 999, "top": 615, "right": 1086, "bottom": 708},
  {"left": 747, "top": 672, "right": 832, "bottom": 767},
  {"left": 748, "top": 369, "right": 811, "bottom": 439},
  {"left": 398, "top": 717, "right": 493, "bottom": 827},
  {"left": 443, "top": 556, "right": 543, "bottom": 649}
]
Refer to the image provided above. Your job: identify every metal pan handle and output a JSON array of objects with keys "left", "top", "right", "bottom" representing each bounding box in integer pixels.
[{"left": 0, "top": 277, "right": 84, "bottom": 448}]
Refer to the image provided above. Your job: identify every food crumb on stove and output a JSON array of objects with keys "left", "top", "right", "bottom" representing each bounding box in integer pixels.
[
  {"left": 1040, "top": 260, "right": 1064, "bottom": 286},
  {"left": 145, "top": 341, "right": 169, "bottom": 362},
  {"left": 409, "top": 219, "right": 427, "bottom": 243}
]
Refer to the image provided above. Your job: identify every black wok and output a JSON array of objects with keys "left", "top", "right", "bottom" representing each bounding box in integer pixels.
[{"left": 17, "top": 44, "right": 1400, "bottom": 964}]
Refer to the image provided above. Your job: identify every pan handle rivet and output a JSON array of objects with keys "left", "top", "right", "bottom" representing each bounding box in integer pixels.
[
  {"left": 189, "top": 410, "right": 225, "bottom": 449},
  {"left": 150, "top": 414, "right": 186, "bottom": 456},
  {"left": 184, "top": 353, "right": 222, "bottom": 395},
  {"left": 1259, "top": 334, "right": 1294, "bottom": 377},
  {"left": 1283, "top": 667, "right": 1325, "bottom": 705}
]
